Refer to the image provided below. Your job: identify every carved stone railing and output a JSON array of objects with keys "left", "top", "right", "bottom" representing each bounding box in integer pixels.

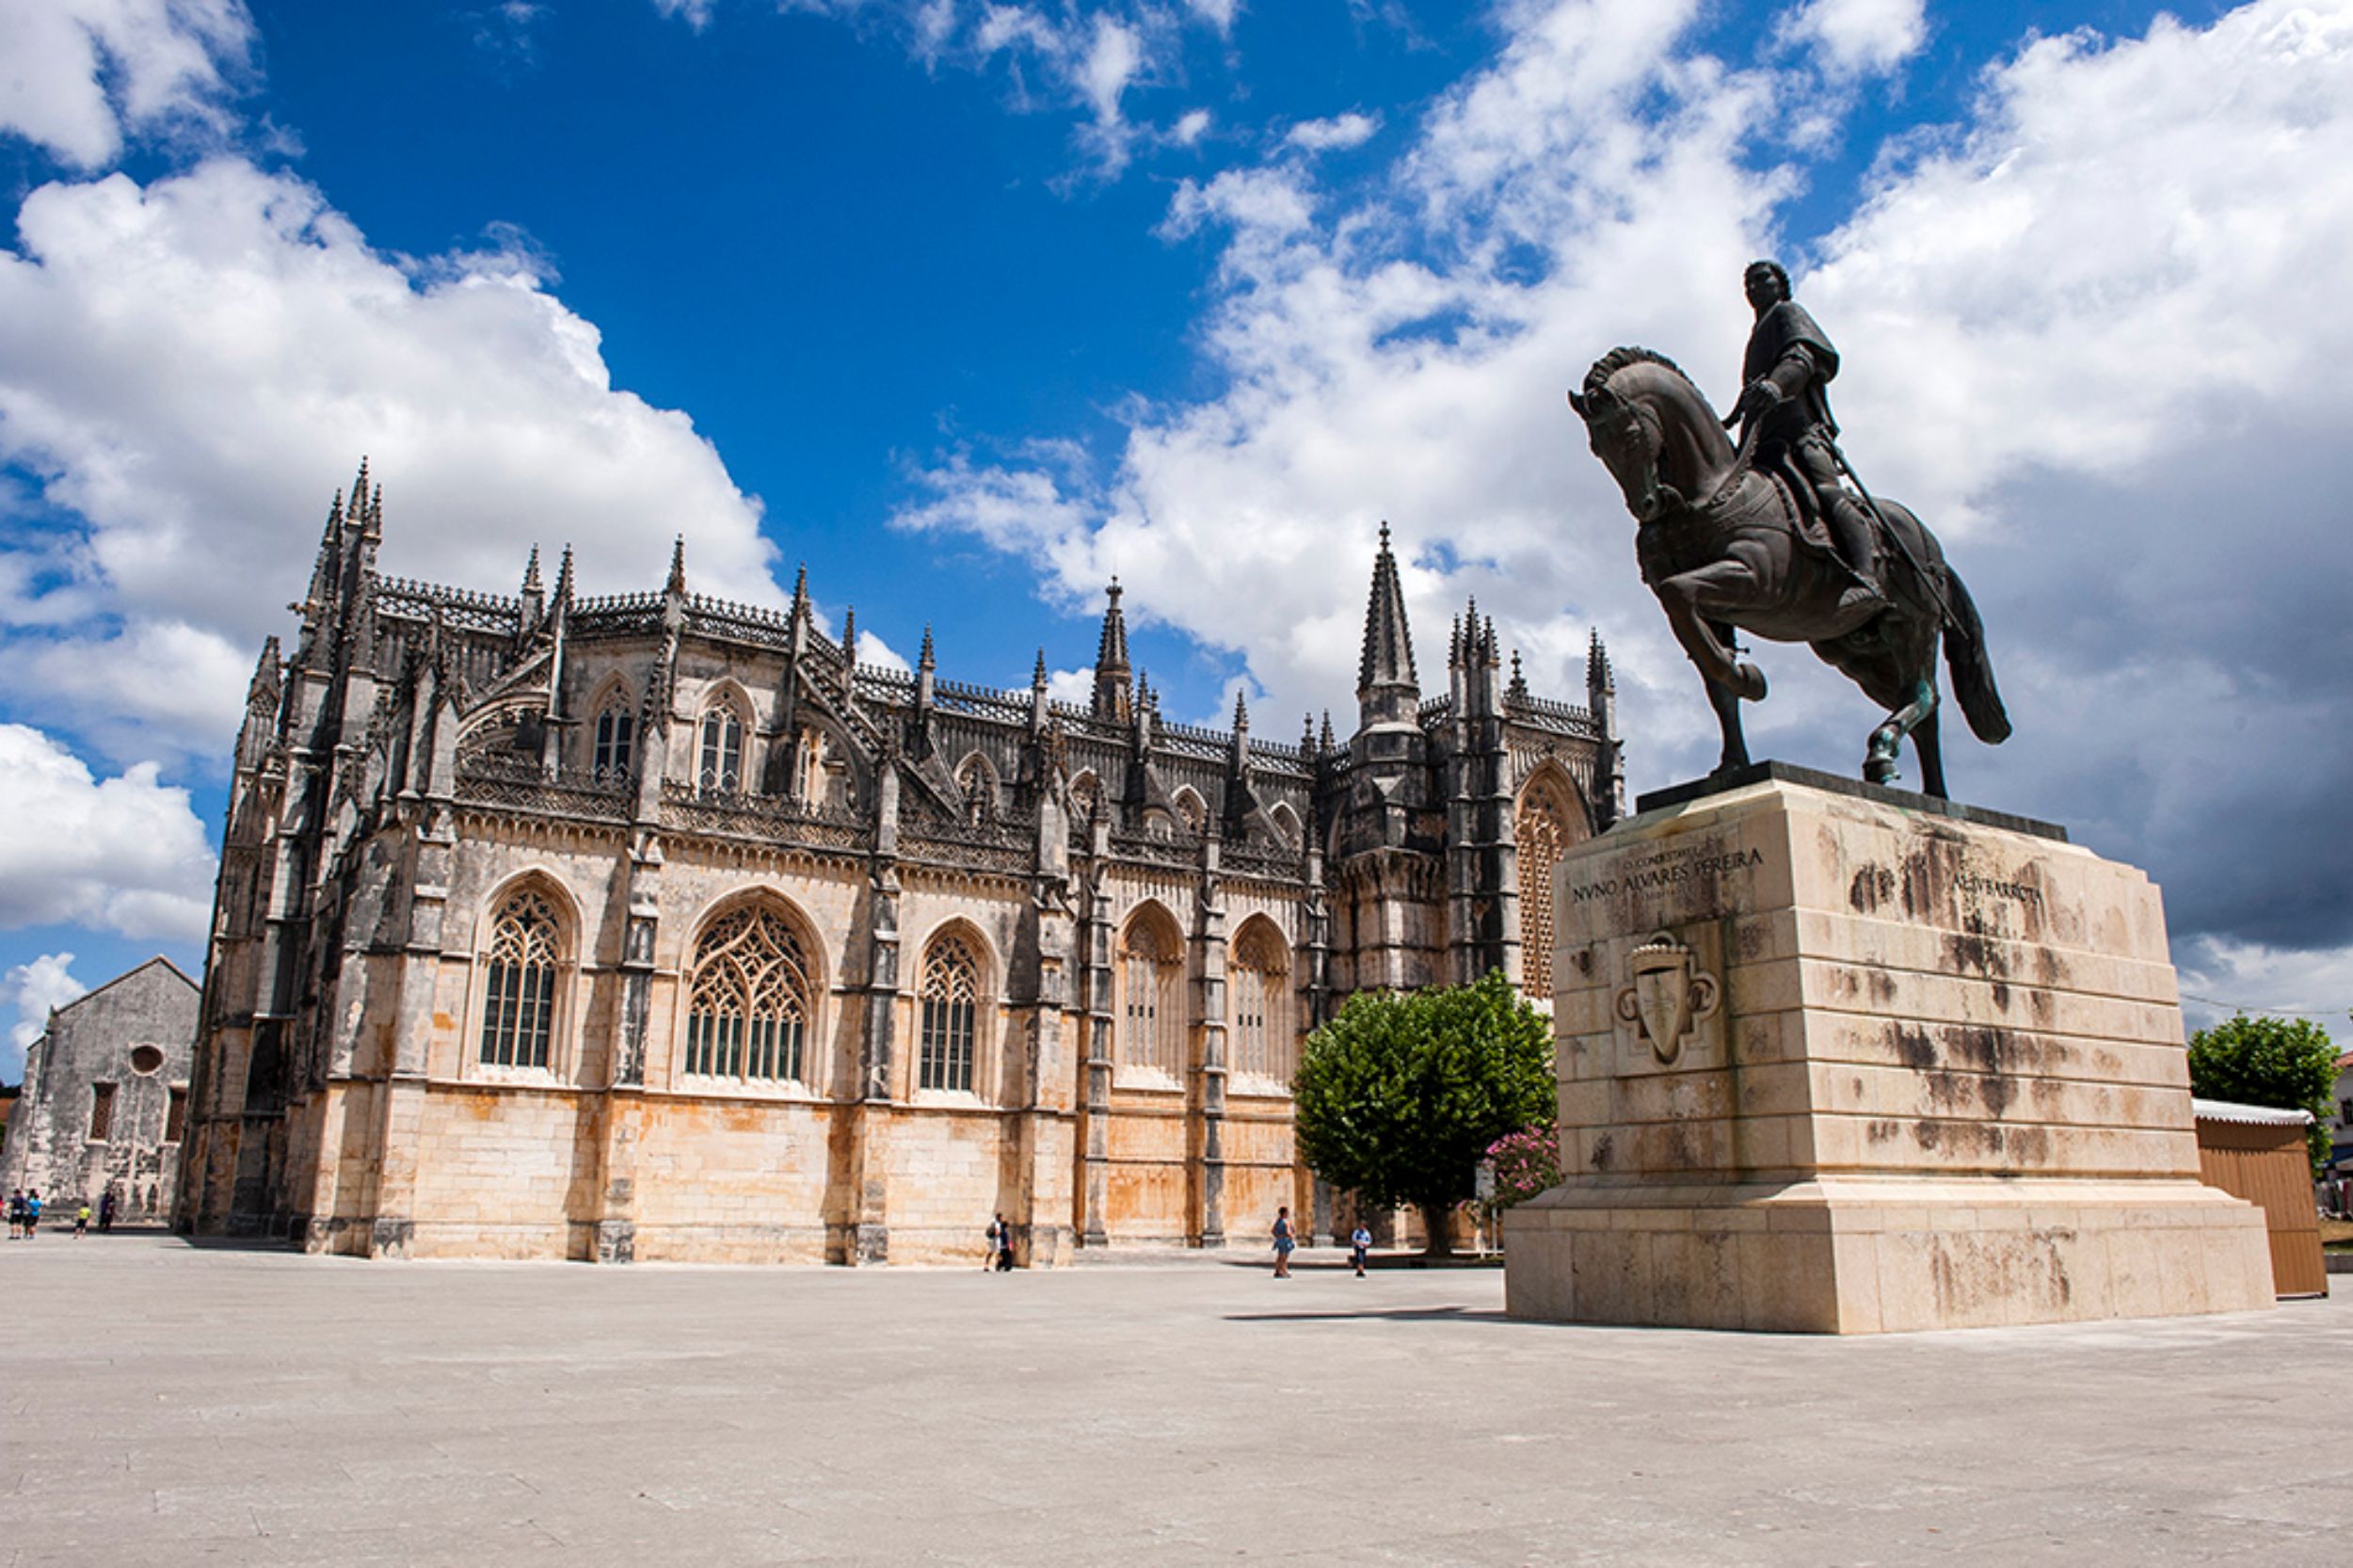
[
  {"left": 1506, "top": 692, "right": 1600, "bottom": 736},
  {"left": 901, "top": 835, "right": 1034, "bottom": 877},
  {"left": 658, "top": 780, "right": 872, "bottom": 853},
  {"left": 455, "top": 762, "right": 632, "bottom": 824},
  {"left": 1223, "top": 843, "right": 1305, "bottom": 882},
  {"left": 1106, "top": 829, "right": 1199, "bottom": 871}
]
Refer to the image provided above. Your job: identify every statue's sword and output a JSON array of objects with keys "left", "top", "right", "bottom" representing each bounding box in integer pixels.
[{"left": 1823, "top": 438, "right": 1961, "bottom": 634}]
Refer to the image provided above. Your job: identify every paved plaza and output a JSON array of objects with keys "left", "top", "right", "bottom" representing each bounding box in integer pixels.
[{"left": 3, "top": 1237, "right": 2347, "bottom": 1566}]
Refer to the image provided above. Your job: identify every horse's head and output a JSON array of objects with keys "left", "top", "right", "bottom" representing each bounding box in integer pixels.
[
  {"left": 1569, "top": 347, "right": 1721, "bottom": 525},
  {"left": 1569, "top": 377, "right": 1674, "bottom": 523}
]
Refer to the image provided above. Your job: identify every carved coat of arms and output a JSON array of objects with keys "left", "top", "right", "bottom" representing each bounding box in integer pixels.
[{"left": 1613, "top": 933, "right": 1721, "bottom": 1065}]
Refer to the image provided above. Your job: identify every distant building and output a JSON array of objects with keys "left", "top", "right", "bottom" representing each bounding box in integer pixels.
[
  {"left": 0, "top": 958, "right": 199, "bottom": 1223},
  {"left": 179, "top": 467, "right": 1625, "bottom": 1263},
  {"left": 2329, "top": 1050, "right": 2353, "bottom": 1176}
]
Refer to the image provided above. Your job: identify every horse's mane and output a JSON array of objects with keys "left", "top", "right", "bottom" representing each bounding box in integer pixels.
[{"left": 1581, "top": 346, "right": 1695, "bottom": 397}]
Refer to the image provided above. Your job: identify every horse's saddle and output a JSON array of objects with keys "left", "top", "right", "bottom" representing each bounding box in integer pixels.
[{"left": 1635, "top": 461, "right": 1843, "bottom": 588}]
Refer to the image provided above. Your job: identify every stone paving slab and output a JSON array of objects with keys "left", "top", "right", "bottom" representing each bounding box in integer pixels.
[{"left": 1, "top": 1236, "right": 2346, "bottom": 1566}]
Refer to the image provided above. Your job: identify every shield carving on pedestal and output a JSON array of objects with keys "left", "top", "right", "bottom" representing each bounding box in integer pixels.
[{"left": 1613, "top": 933, "right": 1721, "bottom": 1065}]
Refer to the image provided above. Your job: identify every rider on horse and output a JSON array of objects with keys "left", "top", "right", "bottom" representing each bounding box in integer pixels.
[{"left": 1730, "top": 260, "right": 1881, "bottom": 616}]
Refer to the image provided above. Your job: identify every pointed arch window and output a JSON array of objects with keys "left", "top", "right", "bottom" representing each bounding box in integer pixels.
[
  {"left": 1119, "top": 912, "right": 1185, "bottom": 1075},
  {"left": 1230, "top": 920, "right": 1292, "bottom": 1082},
  {"left": 1516, "top": 771, "right": 1588, "bottom": 1002},
  {"left": 698, "top": 703, "right": 744, "bottom": 792},
  {"left": 956, "top": 754, "right": 997, "bottom": 826},
  {"left": 593, "top": 697, "right": 635, "bottom": 782},
  {"left": 1171, "top": 788, "right": 1207, "bottom": 836},
  {"left": 1068, "top": 771, "right": 1102, "bottom": 827},
  {"left": 686, "top": 905, "right": 811, "bottom": 1083},
  {"left": 918, "top": 932, "right": 983, "bottom": 1092},
  {"left": 481, "top": 888, "right": 563, "bottom": 1069}
]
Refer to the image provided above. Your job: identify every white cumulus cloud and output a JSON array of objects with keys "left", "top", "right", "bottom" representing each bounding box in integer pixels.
[
  {"left": 0, "top": 0, "right": 253, "bottom": 168},
  {"left": 4, "top": 952, "right": 90, "bottom": 1079},
  {"left": 1285, "top": 111, "right": 1380, "bottom": 152},
  {"left": 0, "top": 727, "right": 216, "bottom": 944},
  {"left": 1776, "top": 0, "right": 1927, "bottom": 77},
  {"left": 0, "top": 158, "right": 777, "bottom": 762}
]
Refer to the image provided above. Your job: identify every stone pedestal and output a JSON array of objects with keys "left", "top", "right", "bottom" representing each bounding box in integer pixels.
[{"left": 1502, "top": 764, "right": 2273, "bottom": 1334}]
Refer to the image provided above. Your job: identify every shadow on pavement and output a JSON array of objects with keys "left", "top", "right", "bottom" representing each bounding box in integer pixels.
[{"left": 1223, "top": 1304, "right": 1513, "bottom": 1325}]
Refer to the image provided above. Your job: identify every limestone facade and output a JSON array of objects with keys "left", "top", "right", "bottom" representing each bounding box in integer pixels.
[
  {"left": 1504, "top": 766, "right": 2275, "bottom": 1332},
  {"left": 1, "top": 958, "right": 199, "bottom": 1224},
  {"left": 177, "top": 469, "right": 1624, "bottom": 1263}
]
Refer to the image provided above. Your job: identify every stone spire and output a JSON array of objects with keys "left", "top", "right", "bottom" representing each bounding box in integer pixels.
[
  {"left": 1091, "top": 577, "right": 1134, "bottom": 724},
  {"left": 519, "top": 545, "right": 546, "bottom": 632},
  {"left": 552, "top": 544, "right": 575, "bottom": 608},
  {"left": 1356, "top": 522, "right": 1419, "bottom": 728},
  {"left": 664, "top": 536, "right": 688, "bottom": 599}
]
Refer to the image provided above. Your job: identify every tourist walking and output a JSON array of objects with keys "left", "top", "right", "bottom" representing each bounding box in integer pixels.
[
  {"left": 1351, "top": 1223, "right": 1371, "bottom": 1277},
  {"left": 7, "top": 1189, "right": 23, "bottom": 1240},
  {"left": 1272, "top": 1206, "right": 1295, "bottom": 1277},
  {"left": 994, "top": 1212, "right": 1016, "bottom": 1272},
  {"left": 23, "top": 1190, "right": 40, "bottom": 1239},
  {"left": 98, "top": 1190, "right": 116, "bottom": 1233},
  {"left": 73, "top": 1202, "right": 90, "bottom": 1238}
]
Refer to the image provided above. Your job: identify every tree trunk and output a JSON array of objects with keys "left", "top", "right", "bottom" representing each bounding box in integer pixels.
[{"left": 1419, "top": 1199, "right": 1454, "bottom": 1258}]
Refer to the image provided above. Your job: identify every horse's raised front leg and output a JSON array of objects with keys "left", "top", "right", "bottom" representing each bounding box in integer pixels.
[
  {"left": 1866, "top": 679, "right": 1938, "bottom": 788},
  {"left": 1656, "top": 562, "right": 1768, "bottom": 702}
]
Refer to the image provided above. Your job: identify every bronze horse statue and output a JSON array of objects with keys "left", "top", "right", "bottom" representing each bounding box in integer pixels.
[{"left": 1569, "top": 346, "right": 2009, "bottom": 798}]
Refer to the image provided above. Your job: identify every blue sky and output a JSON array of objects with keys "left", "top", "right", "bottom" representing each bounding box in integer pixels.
[{"left": 0, "top": 0, "right": 2345, "bottom": 1071}]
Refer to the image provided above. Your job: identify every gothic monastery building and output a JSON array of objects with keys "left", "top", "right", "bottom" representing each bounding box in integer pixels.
[{"left": 178, "top": 464, "right": 1624, "bottom": 1263}]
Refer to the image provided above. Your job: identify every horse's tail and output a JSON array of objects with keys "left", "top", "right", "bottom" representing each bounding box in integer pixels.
[{"left": 1941, "top": 567, "right": 2010, "bottom": 744}]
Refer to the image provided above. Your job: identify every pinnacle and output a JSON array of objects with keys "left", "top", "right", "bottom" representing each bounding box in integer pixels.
[
  {"left": 665, "top": 536, "right": 687, "bottom": 597},
  {"left": 1357, "top": 521, "right": 1417, "bottom": 694}
]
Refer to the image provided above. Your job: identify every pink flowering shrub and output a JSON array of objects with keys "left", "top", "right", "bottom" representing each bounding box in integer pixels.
[{"left": 1482, "top": 1126, "right": 1561, "bottom": 1211}]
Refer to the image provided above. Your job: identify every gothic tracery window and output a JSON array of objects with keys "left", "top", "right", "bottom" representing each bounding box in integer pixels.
[
  {"left": 918, "top": 931, "right": 982, "bottom": 1093},
  {"left": 685, "top": 904, "right": 812, "bottom": 1083},
  {"left": 1229, "top": 920, "right": 1291, "bottom": 1082},
  {"left": 481, "top": 888, "right": 563, "bottom": 1069},
  {"left": 1119, "top": 910, "right": 1185, "bottom": 1075},
  {"left": 592, "top": 697, "right": 635, "bottom": 781},
  {"left": 1516, "top": 771, "right": 1588, "bottom": 1002},
  {"left": 698, "top": 702, "right": 745, "bottom": 792}
]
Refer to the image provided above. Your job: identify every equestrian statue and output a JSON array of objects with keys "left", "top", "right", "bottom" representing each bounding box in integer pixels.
[{"left": 1568, "top": 260, "right": 2009, "bottom": 799}]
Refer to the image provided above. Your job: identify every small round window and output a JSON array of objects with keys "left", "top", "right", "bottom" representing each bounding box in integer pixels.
[{"left": 129, "top": 1045, "right": 166, "bottom": 1075}]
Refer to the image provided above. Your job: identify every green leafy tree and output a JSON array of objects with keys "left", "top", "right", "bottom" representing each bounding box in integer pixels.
[
  {"left": 1291, "top": 970, "right": 1555, "bottom": 1256},
  {"left": 2186, "top": 1014, "right": 2342, "bottom": 1173}
]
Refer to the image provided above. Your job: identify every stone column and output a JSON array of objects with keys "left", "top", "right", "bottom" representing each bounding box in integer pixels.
[
  {"left": 846, "top": 762, "right": 902, "bottom": 1265},
  {"left": 1193, "top": 832, "right": 1228, "bottom": 1248},
  {"left": 593, "top": 828, "right": 663, "bottom": 1264},
  {"left": 1078, "top": 825, "right": 1113, "bottom": 1248},
  {"left": 363, "top": 803, "right": 454, "bottom": 1258}
]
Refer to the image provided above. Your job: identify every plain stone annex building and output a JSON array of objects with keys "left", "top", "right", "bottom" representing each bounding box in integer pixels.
[
  {"left": 178, "top": 464, "right": 1624, "bottom": 1264},
  {"left": 3, "top": 958, "right": 200, "bottom": 1224}
]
